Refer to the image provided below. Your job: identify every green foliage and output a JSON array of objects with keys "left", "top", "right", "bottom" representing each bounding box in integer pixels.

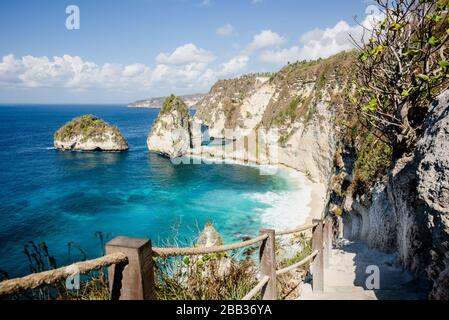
[
  {"left": 155, "top": 253, "right": 258, "bottom": 300},
  {"left": 54, "top": 114, "right": 127, "bottom": 146},
  {"left": 335, "top": 207, "right": 343, "bottom": 217},
  {"left": 353, "top": 133, "right": 393, "bottom": 194},
  {"left": 277, "top": 237, "right": 312, "bottom": 270},
  {"left": 160, "top": 94, "right": 189, "bottom": 117},
  {"left": 354, "top": 0, "right": 449, "bottom": 153}
]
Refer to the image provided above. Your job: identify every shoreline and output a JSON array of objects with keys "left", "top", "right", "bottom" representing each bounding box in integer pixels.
[{"left": 185, "top": 153, "right": 327, "bottom": 231}]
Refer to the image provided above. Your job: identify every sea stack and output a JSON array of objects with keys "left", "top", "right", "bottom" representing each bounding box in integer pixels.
[
  {"left": 147, "top": 95, "right": 200, "bottom": 158},
  {"left": 54, "top": 115, "right": 128, "bottom": 152}
]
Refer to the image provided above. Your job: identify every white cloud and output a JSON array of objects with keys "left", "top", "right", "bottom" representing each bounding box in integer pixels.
[
  {"left": 155, "top": 43, "right": 215, "bottom": 65},
  {"left": 0, "top": 45, "right": 248, "bottom": 94},
  {"left": 0, "top": 54, "right": 152, "bottom": 90},
  {"left": 217, "top": 55, "right": 249, "bottom": 77},
  {"left": 251, "top": 0, "right": 263, "bottom": 4},
  {"left": 216, "top": 24, "right": 235, "bottom": 36},
  {"left": 259, "top": 8, "right": 383, "bottom": 65},
  {"left": 246, "top": 29, "right": 286, "bottom": 53}
]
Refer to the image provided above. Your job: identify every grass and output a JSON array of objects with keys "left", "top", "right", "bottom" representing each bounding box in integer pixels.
[
  {"left": 275, "top": 232, "right": 313, "bottom": 299},
  {"left": 0, "top": 233, "right": 112, "bottom": 300},
  {"left": 155, "top": 253, "right": 259, "bottom": 300}
]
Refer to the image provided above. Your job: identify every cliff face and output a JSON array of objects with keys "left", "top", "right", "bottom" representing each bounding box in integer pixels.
[
  {"left": 194, "top": 53, "right": 354, "bottom": 184},
  {"left": 341, "top": 91, "right": 449, "bottom": 299},
  {"left": 54, "top": 115, "right": 128, "bottom": 152},
  {"left": 147, "top": 95, "right": 196, "bottom": 158}
]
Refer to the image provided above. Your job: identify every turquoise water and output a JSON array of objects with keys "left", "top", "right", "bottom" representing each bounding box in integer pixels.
[{"left": 0, "top": 105, "right": 296, "bottom": 278}]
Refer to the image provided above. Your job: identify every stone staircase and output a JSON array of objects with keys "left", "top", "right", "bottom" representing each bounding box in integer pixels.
[{"left": 298, "top": 239, "right": 428, "bottom": 300}]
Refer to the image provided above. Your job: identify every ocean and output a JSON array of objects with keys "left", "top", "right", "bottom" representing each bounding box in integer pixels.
[{"left": 0, "top": 104, "right": 310, "bottom": 278}]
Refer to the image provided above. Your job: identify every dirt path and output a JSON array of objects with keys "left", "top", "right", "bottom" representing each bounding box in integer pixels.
[{"left": 298, "top": 239, "right": 428, "bottom": 300}]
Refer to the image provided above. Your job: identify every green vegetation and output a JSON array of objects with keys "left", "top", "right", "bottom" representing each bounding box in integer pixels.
[
  {"left": 155, "top": 252, "right": 259, "bottom": 300},
  {"left": 353, "top": 133, "right": 393, "bottom": 195},
  {"left": 353, "top": 0, "right": 449, "bottom": 156},
  {"left": 54, "top": 114, "right": 127, "bottom": 146},
  {"left": 276, "top": 233, "right": 313, "bottom": 299},
  {"left": 160, "top": 94, "right": 189, "bottom": 118},
  {"left": 263, "top": 51, "right": 356, "bottom": 136}
]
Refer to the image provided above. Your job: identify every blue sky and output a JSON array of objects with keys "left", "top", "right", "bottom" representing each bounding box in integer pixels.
[{"left": 0, "top": 0, "right": 374, "bottom": 103}]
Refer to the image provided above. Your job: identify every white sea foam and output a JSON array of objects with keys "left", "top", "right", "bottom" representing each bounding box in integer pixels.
[
  {"left": 186, "top": 154, "right": 313, "bottom": 231},
  {"left": 246, "top": 169, "right": 312, "bottom": 231}
]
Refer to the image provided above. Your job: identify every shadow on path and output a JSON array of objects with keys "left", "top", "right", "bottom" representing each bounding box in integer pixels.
[{"left": 336, "top": 240, "right": 429, "bottom": 300}]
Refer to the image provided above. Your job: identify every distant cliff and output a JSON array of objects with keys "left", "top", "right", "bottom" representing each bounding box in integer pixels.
[{"left": 128, "top": 93, "right": 205, "bottom": 108}]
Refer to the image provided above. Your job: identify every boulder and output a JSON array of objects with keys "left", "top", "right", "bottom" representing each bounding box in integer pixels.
[
  {"left": 197, "top": 224, "right": 224, "bottom": 247},
  {"left": 54, "top": 115, "right": 128, "bottom": 152}
]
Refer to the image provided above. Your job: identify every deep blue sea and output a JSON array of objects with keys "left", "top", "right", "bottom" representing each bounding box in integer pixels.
[{"left": 0, "top": 104, "right": 305, "bottom": 278}]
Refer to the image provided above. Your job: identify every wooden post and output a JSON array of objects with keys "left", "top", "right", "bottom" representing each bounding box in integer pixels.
[
  {"left": 312, "top": 219, "right": 324, "bottom": 292},
  {"left": 259, "top": 229, "right": 277, "bottom": 300},
  {"left": 105, "top": 237, "right": 156, "bottom": 300}
]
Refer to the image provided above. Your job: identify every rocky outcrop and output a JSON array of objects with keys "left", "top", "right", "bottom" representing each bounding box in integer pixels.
[
  {"left": 342, "top": 90, "right": 449, "bottom": 299},
  {"left": 197, "top": 224, "right": 224, "bottom": 247},
  {"left": 196, "top": 224, "right": 232, "bottom": 277},
  {"left": 54, "top": 115, "right": 128, "bottom": 152},
  {"left": 147, "top": 95, "right": 196, "bottom": 158},
  {"left": 192, "top": 53, "right": 354, "bottom": 184}
]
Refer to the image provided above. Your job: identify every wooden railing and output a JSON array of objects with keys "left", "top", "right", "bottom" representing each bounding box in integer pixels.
[{"left": 0, "top": 217, "right": 334, "bottom": 300}]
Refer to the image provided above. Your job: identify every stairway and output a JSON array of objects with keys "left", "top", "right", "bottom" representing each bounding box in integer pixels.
[{"left": 298, "top": 239, "right": 428, "bottom": 300}]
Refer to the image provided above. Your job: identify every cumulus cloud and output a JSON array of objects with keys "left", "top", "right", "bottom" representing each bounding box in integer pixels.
[
  {"left": 0, "top": 54, "right": 152, "bottom": 90},
  {"left": 0, "top": 44, "right": 248, "bottom": 94},
  {"left": 155, "top": 43, "right": 215, "bottom": 65},
  {"left": 246, "top": 29, "right": 286, "bottom": 53},
  {"left": 216, "top": 24, "right": 235, "bottom": 36},
  {"left": 217, "top": 55, "right": 249, "bottom": 77},
  {"left": 259, "top": 7, "right": 383, "bottom": 65}
]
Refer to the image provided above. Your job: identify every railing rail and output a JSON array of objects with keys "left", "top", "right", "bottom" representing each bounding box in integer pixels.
[
  {"left": 242, "top": 276, "right": 269, "bottom": 300},
  {"left": 152, "top": 234, "right": 268, "bottom": 257},
  {"left": 275, "top": 223, "right": 317, "bottom": 236},
  {"left": 0, "top": 252, "right": 128, "bottom": 297},
  {"left": 0, "top": 217, "right": 334, "bottom": 300},
  {"left": 276, "top": 250, "right": 318, "bottom": 276}
]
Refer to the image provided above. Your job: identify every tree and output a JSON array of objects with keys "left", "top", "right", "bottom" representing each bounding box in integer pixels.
[{"left": 352, "top": 0, "right": 449, "bottom": 157}]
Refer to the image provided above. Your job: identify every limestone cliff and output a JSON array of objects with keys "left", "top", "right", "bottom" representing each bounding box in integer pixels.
[
  {"left": 194, "top": 53, "right": 354, "bottom": 184},
  {"left": 54, "top": 115, "right": 128, "bottom": 152},
  {"left": 339, "top": 91, "right": 449, "bottom": 299},
  {"left": 147, "top": 95, "right": 198, "bottom": 158}
]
